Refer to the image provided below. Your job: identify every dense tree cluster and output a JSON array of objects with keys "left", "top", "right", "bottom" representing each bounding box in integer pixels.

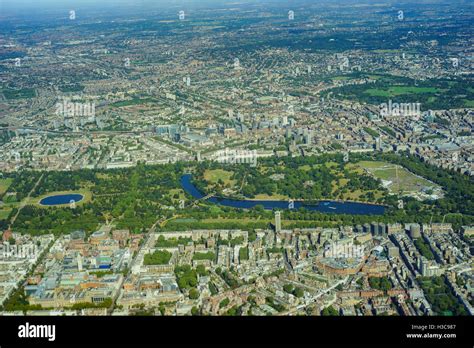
[
  {"left": 194, "top": 154, "right": 387, "bottom": 203},
  {"left": 155, "top": 235, "right": 192, "bottom": 248},
  {"left": 216, "top": 268, "right": 240, "bottom": 289},
  {"left": 418, "top": 276, "right": 467, "bottom": 316},
  {"left": 321, "top": 305, "right": 339, "bottom": 316},
  {"left": 322, "top": 74, "right": 473, "bottom": 111},
  {"left": 5, "top": 171, "right": 42, "bottom": 201},
  {"left": 368, "top": 276, "right": 393, "bottom": 291},
  {"left": 414, "top": 238, "right": 435, "bottom": 260},
  {"left": 283, "top": 283, "right": 304, "bottom": 298},
  {"left": 174, "top": 265, "right": 198, "bottom": 290},
  {"left": 143, "top": 250, "right": 172, "bottom": 265}
]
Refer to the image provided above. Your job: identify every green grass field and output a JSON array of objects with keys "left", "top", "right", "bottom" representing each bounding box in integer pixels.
[
  {"left": 0, "top": 178, "right": 13, "bottom": 195},
  {"left": 354, "top": 161, "right": 439, "bottom": 194},
  {"left": 167, "top": 188, "right": 186, "bottom": 202},
  {"left": 364, "top": 86, "right": 442, "bottom": 97},
  {"left": 0, "top": 208, "right": 12, "bottom": 220},
  {"left": 253, "top": 193, "right": 289, "bottom": 200},
  {"left": 203, "top": 169, "right": 235, "bottom": 186},
  {"left": 463, "top": 99, "right": 474, "bottom": 107}
]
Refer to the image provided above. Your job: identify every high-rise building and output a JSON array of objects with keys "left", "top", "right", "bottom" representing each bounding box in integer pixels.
[
  {"left": 274, "top": 211, "right": 281, "bottom": 233},
  {"left": 375, "top": 137, "right": 382, "bottom": 151},
  {"left": 409, "top": 224, "right": 421, "bottom": 239},
  {"left": 77, "top": 253, "right": 83, "bottom": 271}
]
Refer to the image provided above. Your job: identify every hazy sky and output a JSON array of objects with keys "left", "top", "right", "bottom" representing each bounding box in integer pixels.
[
  {"left": 2, "top": 0, "right": 233, "bottom": 7},
  {"left": 0, "top": 0, "right": 219, "bottom": 10},
  {"left": 0, "top": 0, "right": 243, "bottom": 16},
  {"left": 0, "top": 0, "right": 457, "bottom": 16}
]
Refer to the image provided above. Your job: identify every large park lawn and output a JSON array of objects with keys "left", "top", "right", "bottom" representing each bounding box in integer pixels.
[
  {"left": 0, "top": 209, "right": 11, "bottom": 220},
  {"left": 0, "top": 178, "right": 13, "bottom": 195},
  {"left": 352, "top": 160, "right": 439, "bottom": 194},
  {"left": 203, "top": 169, "right": 236, "bottom": 186},
  {"left": 364, "top": 86, "right": 442, "bottom": 97}
]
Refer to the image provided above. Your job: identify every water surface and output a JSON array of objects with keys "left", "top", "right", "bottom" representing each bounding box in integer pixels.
[
  {"left": 180, "top": 174, "right": 385, "bottom": 215},
  {"left": 40, "top": 193, "right": 84, "bottom": 206}
]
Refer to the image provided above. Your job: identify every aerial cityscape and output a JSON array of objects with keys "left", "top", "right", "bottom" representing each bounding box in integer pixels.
[{"left": 0, "top": 0, "right": 473, "bottom": 319}]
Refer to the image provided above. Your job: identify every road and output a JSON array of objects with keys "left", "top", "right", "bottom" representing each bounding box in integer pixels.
[
  {"left": 109, "top": 214, "right": 169, "bottom": 314},
  {"left": 10, "top": 173, "right": 44, "bottom": 226}
]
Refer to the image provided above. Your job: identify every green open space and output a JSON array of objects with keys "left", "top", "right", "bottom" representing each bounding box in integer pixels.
[
  {"left": 203, "top": 169, "right": 236, "bottom": 186},
  {"left": 155, "top": 234, "right": 192, "bottom": 248},
  {"left": 0, "top": 209, "right": 12, "bottom": 220},
  {"left": 3, "top": 152, "right": 474, "bottom": 236},
  {"left": 323, "top": 74, "right": 473, "bottom": 110},
  {"left": 352, "top": 160, "right": 439, "bottom": 195},
  {"left": 418, "top": 276, "right": 467, "bottom": 316},
  {"left": 192, "top": 251, "right": 215, "bottom": 261},
  {"left": 1, "top": 88, "right": 36, "bottom": 99},
  {"left": 144, "top": 250, "right": 172, "bottom": 265},
  {"left": 364, "top": 86, "right": 441, "bottom": 97},
  {"left": 0, "top": 178, "right": 13, "bottom": 195},
  {"left": 196, "top": 157, "right": 388, "bottom": 204}
]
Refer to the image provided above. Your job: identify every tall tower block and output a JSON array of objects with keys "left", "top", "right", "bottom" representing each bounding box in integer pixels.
[{"left": 274, "top": 211, "right": 281, "bottom": 233}]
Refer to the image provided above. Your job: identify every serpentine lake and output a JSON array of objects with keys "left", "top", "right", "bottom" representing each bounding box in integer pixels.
[{"left": 180, "top": 174, "right": 385, "bottom": 215}]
